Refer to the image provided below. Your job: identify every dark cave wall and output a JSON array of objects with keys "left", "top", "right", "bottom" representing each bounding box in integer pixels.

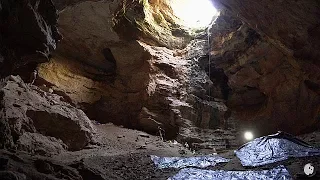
[
  {"left": 208, "top": 6, "right": 320, "bottom": 135},
  {"left": 212, "top": 0, "right": 320, "bottom": 65},
  {"left": 0, "top": 0, "right": 61, "bottom": 79}
]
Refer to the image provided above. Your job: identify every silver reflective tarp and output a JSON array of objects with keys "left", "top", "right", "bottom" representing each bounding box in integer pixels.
[
  {"left": 150, "top": 155, "right": 230, "bottom": 169},
  {"left": 168, "top": 165, "right": 292, "bottom": 180},
  {"left": 235, "top": 132, "right": 320, "bottom": 167}
]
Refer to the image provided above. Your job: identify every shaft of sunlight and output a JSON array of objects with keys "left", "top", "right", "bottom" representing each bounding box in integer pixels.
[{"left": 171, "top": 0, "right": 219, "bottom": 28}]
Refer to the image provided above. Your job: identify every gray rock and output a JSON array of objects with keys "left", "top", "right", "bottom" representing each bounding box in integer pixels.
[
  {"left": 0, "top": 75, "right": 96, "bottom": 151},
  {"left": 17, "top": 133, "right": 67, "bottom": 156},
  {"left": 0, "top": 0, "right": 61, "bottom": 77},
  {"left": 0, "top": 171, "right": 26, "bottom": 180}
]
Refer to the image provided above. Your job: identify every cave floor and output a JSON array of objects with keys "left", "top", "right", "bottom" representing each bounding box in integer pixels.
[{"left": 1, "top": 124, "right": 320, "bottom": 179}]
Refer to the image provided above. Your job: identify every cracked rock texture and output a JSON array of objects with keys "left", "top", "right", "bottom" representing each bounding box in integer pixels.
[
  {"left": 207, "top": 8, "right": 320, "bottom": 136},
  {"left": 213, "top": 0, "right": 320, "bottom": 65},
  {"left": 37, "top": 0, "right": 235, "bottom": 147},
  {"left": 0, "top": 75, "right": 96, "bottom": 152},
  {"left": 0, "top": 0, "right": 61, "bottom": 78},
  {"left": 54, "top": 0, "right": 191, "bottom": 75},
  {"left": 37, "top": 1, "right": 320, "bottom": 144}
]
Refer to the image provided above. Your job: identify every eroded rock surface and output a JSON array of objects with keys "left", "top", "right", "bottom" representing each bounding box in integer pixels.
[
  {"left": 213, "top": 0, "right": 320, "bottom": 65},
  {"left": 0, "top": 76, "right": 96, "bottom": 152},
  {"left": 0, "top": 0, "right": 61, "bottom": 78},
  {"left": 55, "top": 0, "right": 191, "bottom": 73},
  {"left": 37, "top": 41, "right": 151, "bottom": 128},
  {"left": 207, "top": 11, "right": 320, "bottom": 136},
  {"left": 37, "top": 39, "right": 237, "bottom": 149},
  {"left": 210, "top": 1, "right": 320, "bottom": 134}
]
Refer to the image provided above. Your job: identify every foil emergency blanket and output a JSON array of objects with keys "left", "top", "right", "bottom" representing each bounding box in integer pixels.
[
  {"left": 150, "top": 155, "right": 230, "bottom": 169},
  {"left": 235, "top": 131, "right": 320, "bottom": 167},
  {"left": 168, "top": 165, "right": 292, "bottom": 180}
]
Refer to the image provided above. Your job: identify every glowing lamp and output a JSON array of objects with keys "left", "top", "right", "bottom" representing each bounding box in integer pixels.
[{"left": 244, "top": 131, "right": 254, "bottom": 141}]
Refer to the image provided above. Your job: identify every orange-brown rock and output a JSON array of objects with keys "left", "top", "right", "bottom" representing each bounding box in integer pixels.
[{"left": 209, "top": 12, "right": 320, "bottom": 136}]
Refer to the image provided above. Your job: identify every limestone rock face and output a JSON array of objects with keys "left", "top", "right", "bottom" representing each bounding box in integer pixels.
[
  {"left": 212, "top": 0, "right": 320, "bottom": 65},
  {"left": 0, "top": 76, "right": 96, "bottom": 151},
  {"left": 28, "top": 0, "right": 319, "bottom": 147},
  {"left": 37, "top": 39, "right": 236, "bottom": 148},
  {"left": 56, "top": 0, "right": 121, "bottom": 71},
  {"left": 209, "top": 12, "right": 320, "bottom": 136},
  {"left": 36, "top": 0, "right": 228, "bottom": 144},
  {"left": 37, "top": 41, "right": 151, "bottom": 128},
  {"left": 0, "top": 0, "right": 61, "bottom": 77},
  {"left": 54, "top": 0, "right": 191, "bottom": 75},
  {"left": 112, "top": 0, "right": 192, "bottom": 49}
]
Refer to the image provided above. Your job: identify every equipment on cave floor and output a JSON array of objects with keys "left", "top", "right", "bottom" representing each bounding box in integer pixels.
[
  {"left": 151, "top": 132, "right": 319, "bottom": 179},
  {"left": 184, "top": 142, "right": 189, "bottom": 148},
  {"left": 168, "top": 165, "right": 292, "bottom": 180},
  {"left": 150, "top": 155, "right": 230, "bottom": 169},
  {"left": 235, "top": 131, "right": 320, "bottom": 167},
  {"left": 243, "top": 131, "right": 254, "bottom": 141}
]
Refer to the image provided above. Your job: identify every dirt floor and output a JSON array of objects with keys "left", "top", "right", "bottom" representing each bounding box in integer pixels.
[{"left": 1, "top": 123, "right": 320, "bottom": 179}]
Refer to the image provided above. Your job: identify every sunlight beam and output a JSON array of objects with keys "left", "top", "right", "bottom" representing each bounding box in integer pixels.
[{"left": 171, "top": 0, "right": 219, "bottom": 28}]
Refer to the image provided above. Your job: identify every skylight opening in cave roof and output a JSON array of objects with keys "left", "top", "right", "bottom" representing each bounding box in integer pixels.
[{"left": 171, "top": 0, "right": 219, "bottom": 28}]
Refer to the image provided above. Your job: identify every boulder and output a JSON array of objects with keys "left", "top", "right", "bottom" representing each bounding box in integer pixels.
[
  {"left": 0, "top": 75, "right": 96, "bottom": 151},
  {"left": 17, "top": 133, "right": 67, "bottom": 156}
]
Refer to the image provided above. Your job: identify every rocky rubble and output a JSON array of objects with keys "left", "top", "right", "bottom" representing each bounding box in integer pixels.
[{"left": 0, "top": 75, "right": 96, "bottom": 153}]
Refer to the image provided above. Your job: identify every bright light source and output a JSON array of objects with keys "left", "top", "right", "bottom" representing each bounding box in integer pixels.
[
  {"left": 171, "top": 0, "right": 219, "bottom": 28},
  {"left": 244, "top": 131, "right": 254, "bottom": 141}
]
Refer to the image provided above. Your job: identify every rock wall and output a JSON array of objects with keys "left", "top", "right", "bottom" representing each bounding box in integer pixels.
[
  {"left": 37, "top": 41, "right": 151, "bottom": 128},
  {"left": 37, "top": 0, "right": 234, "bottom": 143},
  {"left": 0, "top": 0, "right": 61, "bottom": 78},
  {"left": 36, "top": 15, "right": 238, "bottom": 148},
  {"left": 212, "top": 0, "right": 320, "bottom": 65},
  {"left": 1, "top": 0, "right": 318, "bottom": 154},
  {"left": 54, "top": 0, "right": 191, "bottom": 74},
  {"left": 0, "top": 76, "right": 96, "bottom": 153},
  {"left": 210, "top": 1, "right": 320, "bottom": 133},
  {"left": 208, "top": 11, "right": 320, "bottom": 136}
]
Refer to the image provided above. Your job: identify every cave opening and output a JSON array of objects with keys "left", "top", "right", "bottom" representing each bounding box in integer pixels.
[{"left": 170, "top": 0, "right": 219, "bottom": 28}]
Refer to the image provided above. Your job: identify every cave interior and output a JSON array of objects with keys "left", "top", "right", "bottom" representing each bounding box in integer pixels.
[{"left": 0, "top": 0, "right": 320, "bottom": 179}]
